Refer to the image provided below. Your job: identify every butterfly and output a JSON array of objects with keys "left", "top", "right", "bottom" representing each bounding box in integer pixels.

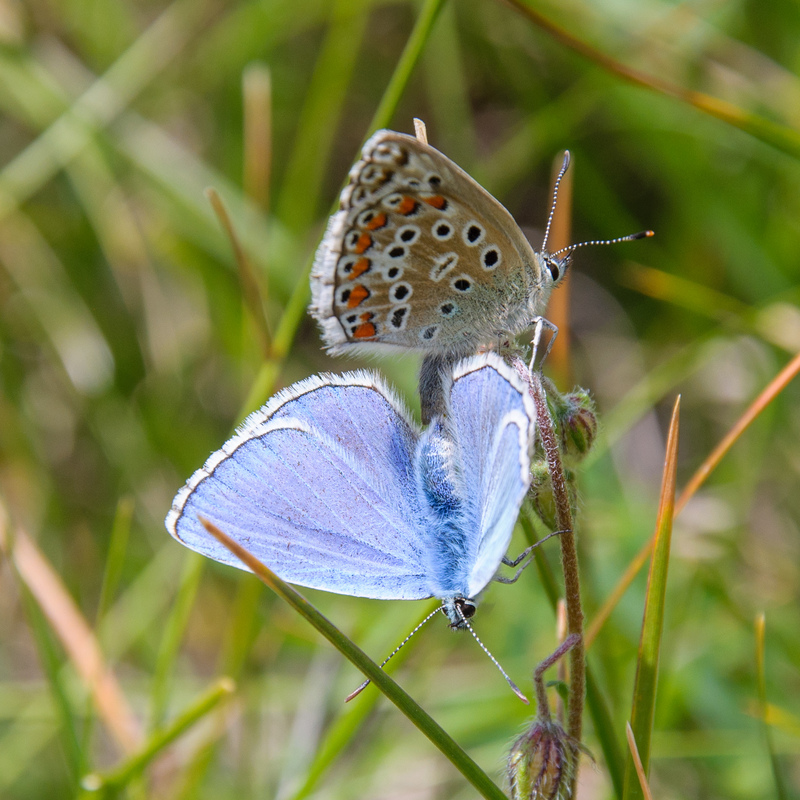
[
  {"left": 309, "top": 128, "right": 571, "bottom": 360},
  {"left": 165, "top": 352, "right": 535, "bottom": 628}
]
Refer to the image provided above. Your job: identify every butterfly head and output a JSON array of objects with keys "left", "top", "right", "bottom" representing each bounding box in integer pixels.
[
  {"left": 443, "top": 596, "right": 477, "bottom": 629},
  {"left": 541, "top": 250, "right": 571, "bottom": 289},
  {"left": 538, "top": 149, "right": 652, "bottom": 294}
]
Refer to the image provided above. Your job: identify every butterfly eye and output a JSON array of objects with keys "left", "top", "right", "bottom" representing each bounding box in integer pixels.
[
  {"left": 546, "top": 258, "right": 561, "bottom": 282},
  {"left": 455, "top": 598, "right": 477, "bottom": 619}
]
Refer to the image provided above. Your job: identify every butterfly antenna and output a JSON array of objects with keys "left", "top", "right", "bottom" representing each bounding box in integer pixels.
[
  {"left": 541, "top": 150, "right": 571, "bottom": 254},
  {"left": 551, "top": 229, "right": 654, "bottom": 260},
  {"left": 344, "top": 606, "right": 441, "bottom": 702},
  {"left": 457, "top": 608, "right": 529, "bottom": 704}
]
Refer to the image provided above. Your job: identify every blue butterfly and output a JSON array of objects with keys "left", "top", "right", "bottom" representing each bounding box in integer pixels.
[{"left": 165, "top": 352, "right": 535, "bottom": 628}]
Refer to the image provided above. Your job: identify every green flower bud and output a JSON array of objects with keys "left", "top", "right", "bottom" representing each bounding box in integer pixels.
[
  {"left": 507, "top": 718, "right": 579, "bottom": 800},
  {"left": 548, "top": 387, "right": 598, "bottom": 467}
]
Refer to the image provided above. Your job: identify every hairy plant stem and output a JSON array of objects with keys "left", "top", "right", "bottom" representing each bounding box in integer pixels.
[
  {"left": 513, "top": 357, "right": 586, "bottom": 791},
  {"left": 534, "top": 634, "right": 581, "bottom": 723}
]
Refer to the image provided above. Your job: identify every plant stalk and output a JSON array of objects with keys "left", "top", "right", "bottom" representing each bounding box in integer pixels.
[{"left": 513, "top": 357, "right": 586, "bottom": 791}]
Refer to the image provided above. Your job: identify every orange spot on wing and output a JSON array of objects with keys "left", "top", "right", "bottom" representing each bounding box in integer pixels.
[
  {"left": 349, "top": 257, "right": 371, "bottom": 279},
  {"left": 353, "top": 322, "right": 377, "bottom": 338},
  {"left": 423, "top": 195, "right": 447, "bottom": 210},
  {"left": 398, "top": 196, "right": 419, "bottom": 215},
  {"left": 347, "top": 284, "right": 370, "bottom": 308},
  {"left": 354, "top": 232, "right": 373, "bottom": 254},
  {"left": 366, "top": 212, "right": 387, "bottom": 230}
]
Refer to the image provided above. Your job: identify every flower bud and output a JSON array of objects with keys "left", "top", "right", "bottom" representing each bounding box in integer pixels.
[
  {"left": 548, "top": 387, "right": 597, "bottom": 467},
  {"left": 529, "top": 462, "right": 576, "bottom": 531},
  {"left": 507, "top": 718, "right": 579, "bottom": 800}
]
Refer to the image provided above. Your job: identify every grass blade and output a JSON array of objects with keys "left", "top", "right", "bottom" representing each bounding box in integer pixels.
[
  {"left": 288, "top": 605, "right": 436, "bottom": 800},
  {"left": 276, "top": 0, "right": 371, "bottom": 234},
  {"left": 366, "top": 0, "right": 447, "bottom": 135},
  {"left": 625, "top": 722, "right": 654, "bottom": 800},
  {"left": 0, "top": 0, "right": 211, "bottom": 221},
  {"left": 149, "top": 553, "right": 205, "bottom": 731},
  {"left": 623, "top": 396, "right": 680, "bottom": 799},
  {"left": 675, "top": 350, "right": 800, "bottom": 516},
  {"left": 501, "top": 0, "right": 800, "bottom": 160},
  {"left": 206, "top": 186, "right": 272, "bottom": 359},
  {"left": 587, "top": 350, "right": 800, "bottom": 648},
  {"left": 198, "top": 517, "right": 507, "bottom": 800},
  {"left": 96, "top": 498, "right": 135, "bottom": 626},
  {"left": 755, "top": 614, "right": 789, "bottom": 800},
  {"left": 242, "top": 63, "right": 272, "bottom": 212},
  {"left": 17, "top": 583, "right": 83, "bottom": 784},
  {"left": 81, "top": 677, "right": 235, "bottom": 796},
  {"left": 0, "top": 508, "right": 141, "bottom": 755}
]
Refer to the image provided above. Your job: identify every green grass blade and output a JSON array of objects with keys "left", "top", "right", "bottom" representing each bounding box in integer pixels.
[
  {"left": 149, "top": 553, "right": 205, "bottom": 730},
  {"left": 586, "top": 667, "right": 625, "bottom": 799},
  {"left": 367, "top": 0, "right": 447, "bottom": 135},
  {"left": 0, "top": 0, "right": 211, "bottom": 221},
  {"left": 276, "top": 0, "right": 371, "bottom": 234},
  {"left": 623, "top": 396, "right": 681, "bottom": 799},
  {"left": 288, "top": 603, "right": 438, "bottom": 800},
  {"left": 755, "top": 614, "right": 789, "bottom": 800},
  {"left": 501, "top": 0, "right": 800, "bottom": 160},
  {"left": 421, "top": 3, "right": 476, "bottom": 161},
  {"left": 217, "top": 576, "right": 264, "bottom": 677},
  {"left": 625, "top": 723, "right": 654, "bottom": 800},
  {"left": 199, "top": 518, "right": 507, "bottom": 800},
  {"left": 587, "top": 349, "right": 800, "bottom": 650},
  {"left": 81, "top": 677, "right": 235, "bottom": 796},
  {"left": 0, "top": 700, "right": 57, "bottom": 793},
  {"left": 85, "top": 496, "right": 136, "bottom": 774},
  {"left": 96, "top": 498, "right": 134, "bottom": 625},
  {"left": 18, "top": 584, "right": 82, "bottom": 784}
]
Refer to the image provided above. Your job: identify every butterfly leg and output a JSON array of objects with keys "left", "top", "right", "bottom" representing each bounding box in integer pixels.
[
  {"left": 419, "top": 352, "right": 458, "bottom": 425},
  {"left": 495, "top": 530, "right": 565, "bottom": 584},
  {"left": 527, "top": 316, "right": 559, "bottom": 372}
]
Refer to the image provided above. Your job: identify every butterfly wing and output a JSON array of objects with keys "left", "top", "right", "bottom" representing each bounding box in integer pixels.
[
  {"left": 446, "top": 354, "right": 535, "bottom": 598},
  {"left": 166, "top": 374, "right": 432, "bottom": 600},
  {"left": 310, "top": 131, "right": 548, "bottom": 358}
]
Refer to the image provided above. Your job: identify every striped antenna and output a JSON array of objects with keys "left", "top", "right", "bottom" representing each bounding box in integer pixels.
[
  {"left": 551, "top": 229, "right": 654, "bottom": 259},
  {"left": 345, "top": 605, "right": 442, "bottom": 702},
  {"left": 456, "top": 606, "right": 529, "bottom": 704},
  {"left": 541, "top": 150, "right": 571, "bottom": 254}
]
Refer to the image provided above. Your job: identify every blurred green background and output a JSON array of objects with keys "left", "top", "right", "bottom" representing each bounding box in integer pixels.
[{"left": 1, "top": 0, "right": 799, "bottom": 798}]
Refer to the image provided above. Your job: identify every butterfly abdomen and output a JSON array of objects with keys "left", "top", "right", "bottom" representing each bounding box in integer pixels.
[{"left": 415, "top": 421, "right": 474, "bottom": 598}]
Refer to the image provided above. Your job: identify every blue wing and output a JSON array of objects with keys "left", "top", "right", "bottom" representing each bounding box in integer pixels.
[
  {"left": 165, "top": 374, "right": 433, "bottom": 600},
  {"left": 446, "top": 354, "right": 534, "bottom": 598}
]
